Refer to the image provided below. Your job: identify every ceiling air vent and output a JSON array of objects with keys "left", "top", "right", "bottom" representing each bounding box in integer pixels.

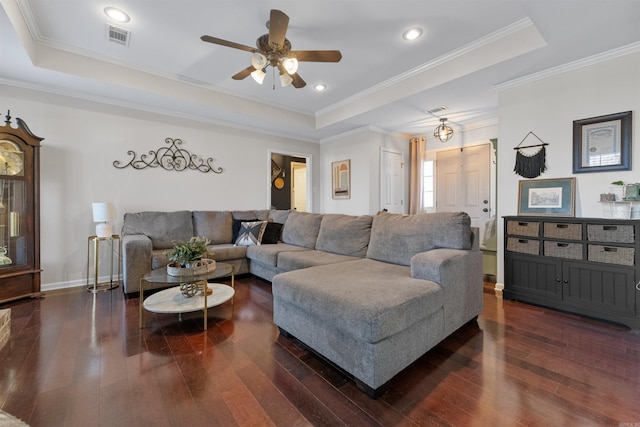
[{"left": 106, "top": 24, "right": 130, "bottom": 46}]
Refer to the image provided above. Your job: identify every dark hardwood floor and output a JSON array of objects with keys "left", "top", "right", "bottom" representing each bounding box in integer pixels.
[{"left": 1, "top": 276, "right": 639, "bottom": 426}]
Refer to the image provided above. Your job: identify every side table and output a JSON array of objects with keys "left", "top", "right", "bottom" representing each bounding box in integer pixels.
[{"left": 86, "top": 235, "right": 121, "bottom": 293}]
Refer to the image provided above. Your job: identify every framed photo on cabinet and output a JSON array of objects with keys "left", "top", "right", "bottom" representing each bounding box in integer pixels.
[
  {"left": 518, "top": 177, "right": 576, "bottom": 217},
  {"left": 573, "top": 111, "right": 632, "bottom": 173}
]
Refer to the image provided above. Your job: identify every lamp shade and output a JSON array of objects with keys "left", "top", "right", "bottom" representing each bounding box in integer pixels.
[{"left": 92, "top": 202, "right": 116, "bottom": 222}]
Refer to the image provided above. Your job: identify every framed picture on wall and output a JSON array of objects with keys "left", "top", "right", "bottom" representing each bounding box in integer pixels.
[
  {"left": 572, "top": 111, "right": 632, "bottom": 173},
  {"left": 332, "top": 159, "right": 350, "bottom": 199},
  {"left": 518, "top": 177, "right": 576, "bottom": 216}
]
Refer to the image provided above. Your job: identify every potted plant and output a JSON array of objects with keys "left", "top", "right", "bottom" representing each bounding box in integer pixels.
[{"left": 165, "top": 236, "right": 214, "bottom": 276}]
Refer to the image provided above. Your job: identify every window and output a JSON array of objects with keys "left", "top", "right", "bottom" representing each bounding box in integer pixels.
[{"left": 423, "top": 160, "right": 434, "bottom": 208}]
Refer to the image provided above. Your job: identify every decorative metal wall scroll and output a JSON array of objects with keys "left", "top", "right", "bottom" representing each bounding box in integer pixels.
[
  {"left": 513, "top": 131, "right": 548, "bottom": 178},
  {"left": 113, "top": 138, "right": 223, "bottom": 173}
]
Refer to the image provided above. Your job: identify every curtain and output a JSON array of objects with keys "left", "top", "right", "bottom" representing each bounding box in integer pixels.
[{"left": 408, "top": 137, "right": 426, "bottom": 214}]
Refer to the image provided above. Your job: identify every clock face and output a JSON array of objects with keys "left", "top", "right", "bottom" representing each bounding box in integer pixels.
[{"left": 0, "top": 140, "right": 24, "bottom": 176}]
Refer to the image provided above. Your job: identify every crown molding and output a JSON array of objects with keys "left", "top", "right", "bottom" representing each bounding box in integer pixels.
[{"left": 494, "top": 41, "right": 640, "bottom": 92}]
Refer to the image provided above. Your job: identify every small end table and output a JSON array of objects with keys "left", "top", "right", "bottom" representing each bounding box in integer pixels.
[{"left": 86, "top": 235, "right": 121, "bottom": 293}]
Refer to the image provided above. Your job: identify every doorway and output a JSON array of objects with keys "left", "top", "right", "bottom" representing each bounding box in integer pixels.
[
  {"left": 269, "top": 151, "right": 311, "bottom": 212},
  {"left": 380, "top": 148, "right": 404, "bottom": 213},
  {"left": 435, "top": 143, "right": 495, "bottom": 280}
]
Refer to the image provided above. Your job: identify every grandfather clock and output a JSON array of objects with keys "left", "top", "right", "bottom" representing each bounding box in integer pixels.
[{"left": 0, "top": 111, "right": 43, "bottom": 304}]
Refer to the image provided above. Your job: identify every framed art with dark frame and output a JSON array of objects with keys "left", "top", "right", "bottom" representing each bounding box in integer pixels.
[
  {"left": 518, "top": 177, "right": 576, "bottom": 216},
  {"left": 572, "top": 111, "right": 632, "bottom": 173}
]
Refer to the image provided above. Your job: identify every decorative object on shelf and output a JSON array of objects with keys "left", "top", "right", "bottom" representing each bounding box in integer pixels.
[
  {"left": 113, "top": 138, "right": 223, "bottom": 173},
  {"left": 167, "top": 258, "right": 216, "bottom": 277},
  {"left": 513, "top": 131, "right": 548, "bottom": 178},
  {"left": 92, "top": 202, "right": 116, "bottom": 237},
  {"left": 179, "top": 282, "right": 199, "bottom": 298},
  {"left": 599, "top": 193, "right": 616, "bottom": 202},
  {"left": 165, "top": 235, "right": 211, "bottom": 267},
  {"left": 573, "top": 111, "right": 632, "bottom": 173},
  {"left": 332, "top": 159, "right": 351, "bottom": 199},
  {"left": 433, "top": 118, "right": 453, "bottom": 142},
  {"left": 624, "top": 183, "right": 640, "bottom": 201},
  {"left": 517, "top": 177, "right": 576, "bottom": 217}
]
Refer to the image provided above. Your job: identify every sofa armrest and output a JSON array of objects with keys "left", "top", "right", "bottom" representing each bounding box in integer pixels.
[
  {"left": 122, "top": 234, "right": 153, "bottom": 294},
  {"left": 411, "top": 247, "right": 483, "bottom": 335}
]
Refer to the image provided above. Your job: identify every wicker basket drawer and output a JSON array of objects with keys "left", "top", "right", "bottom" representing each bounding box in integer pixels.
[
  {"left": 506, "top": 220, "right": 540, "bottom": 237},
  {"left": 507, "top": 237, "right": 540, "bottom": 255},
  {"left": 543, "top": 222, "right": 582, "bottom": 240},
  {"left": 588, "top": 245, "right": 635, "bottom": 266},
  {"left": 543, "top": 241, "right": 583, "bottom": 260},
  {"left": 587, "top": 224, "right": 634, "bottom": 243}
]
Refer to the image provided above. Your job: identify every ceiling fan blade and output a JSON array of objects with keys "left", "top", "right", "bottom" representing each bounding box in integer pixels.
[
  {"left": 291, "top": 73, "right": 306, "bottom": 88},
  {"left": 268, "top": 9, "right": 289, "bottom": 48},
  {"left": 201, "top": 35, "right": 256, "bottom": 53},
  {"left": 232, "top": 65, "right": 256, "bottom": 80},
  {"left": 290, "top": 50, "right": 342, "bottom": 62}
]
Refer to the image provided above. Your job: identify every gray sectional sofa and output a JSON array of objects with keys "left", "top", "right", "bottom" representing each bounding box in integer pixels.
[{"left": 121, "top": 209, "right": 483, "bottom": 397}]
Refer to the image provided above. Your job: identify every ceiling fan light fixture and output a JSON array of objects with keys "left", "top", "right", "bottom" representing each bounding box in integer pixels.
[
  {"left": 434, "top": 118, "right": 454, "bottom": 142},
  {"left": 104, "top": 7, "right": 130, "bottom": 23},
  {"left": 282, "top": 57, "right": 298, "bottom": 74},
  {"left": 250, "top": 53, "right": 268, "bottom": 70},
  {"left": 280, "top": 72, "right": 293, "bottom": 87},
  {"left": 251, "top": 68, "right": 266, "bottom": 84}
]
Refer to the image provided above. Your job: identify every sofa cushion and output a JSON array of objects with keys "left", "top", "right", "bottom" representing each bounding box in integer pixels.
[
  {"left": 232, "top": 218, "right": 257, "bottom": 242},
  {"left": 246, "top": 243, "right": 310, "bottom": 266},
  {"left": 277, "top": 249, "right": 359, "bottom": 271},
  {"left": 366, "top": 212, "right": 471, "bottom": 266},
  {"left": 261, "top": 222, "right": 284, "bottom": 244},
  {"left": 122, "top": 211, "right": 194, "bottom": 250},
  {"left": 151, "top": 244, "right": 247, "bottom": 269},
  {"left": 272, "top": 259, "right": 443, "bottom": 343},
  {"left": 193, "top": 211, "right": 233, "bottom": 244},
  {"left": 281, "top": 211, "right": 323, "bottom": 249},
  {"left": 315, "top": 214, "right": 372, "bottom": 257},
  {"left": 268, "top": 209, "right": 291, "bottom": 224},
  {"left": 235, "top": 221, "right": 268, "bottom": 246},
  {"left": 232, "top": 210, "right": 270, "bottom": 220}
]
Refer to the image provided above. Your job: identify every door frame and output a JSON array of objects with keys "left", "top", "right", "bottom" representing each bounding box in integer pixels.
[
  {"left": 380, "top": 147, "right": 405, "bottom": 213},
  {"left": 268, "top": 149, "right": 313, "bottom": 212}
]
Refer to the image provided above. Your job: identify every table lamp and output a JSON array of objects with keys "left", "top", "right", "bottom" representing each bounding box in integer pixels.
[{"left": 92, "top": 202, "right": 116, "bottom": 237}]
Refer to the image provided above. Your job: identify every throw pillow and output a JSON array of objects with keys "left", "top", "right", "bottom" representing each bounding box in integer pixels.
[
  {"left": 235, "top": 221, "right": 268, "bottom": 246},
  {"left": 261, "top": 222, "right": 284, "bottom": 244},
  {"left": 232, "top": 218, "right": 258, "bottom": 242}
]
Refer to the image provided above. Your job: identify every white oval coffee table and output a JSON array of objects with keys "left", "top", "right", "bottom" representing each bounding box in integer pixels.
[{"left": 140, "top": 262, "right": 234, "bottom": 330}]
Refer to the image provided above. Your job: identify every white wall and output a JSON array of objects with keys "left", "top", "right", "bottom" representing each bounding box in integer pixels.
[
  {"left": 496, "top": 51, "right": 640, "bottom": 284},
  {"left": 320, "top": 128, "right": 409, "bottom": 215},
  {"left": 1, "top": 85, "right": 320, "bottom": 290}
]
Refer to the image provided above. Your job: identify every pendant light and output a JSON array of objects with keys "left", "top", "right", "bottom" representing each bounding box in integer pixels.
[{"left": 434, "top": 118, "right": 454, "bottom": 142}]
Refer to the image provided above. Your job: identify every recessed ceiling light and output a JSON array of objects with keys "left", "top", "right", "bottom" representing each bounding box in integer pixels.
[
  {"left": 104, "top": 7, "right": 130, "bottom": 23},
  {"left": 313, "top": 83, "right": 327, "bottom": 92},
  {"left": 402, "top": 27, "right": 423, "bottom": 41}
]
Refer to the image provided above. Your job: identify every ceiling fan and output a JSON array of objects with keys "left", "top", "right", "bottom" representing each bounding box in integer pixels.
[{"left": 201, "top": 9, "right": 342, "bottom": 89}]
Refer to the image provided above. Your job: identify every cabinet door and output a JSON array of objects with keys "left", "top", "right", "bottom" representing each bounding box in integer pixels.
[
  {"left": 505, "top": 254, "right": 562, "bottom": 300},
  {"left": 562, "top": 261, "right": 636, "bottom": 316}
]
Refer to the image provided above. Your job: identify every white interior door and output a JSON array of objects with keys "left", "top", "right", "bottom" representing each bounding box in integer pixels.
[
  {"left": 436, "top": 144, "right": 491, "bottom": 237},
  {"left": 381, "top": 149, "right": 404, "bottom": 213},
  {"left": 291, "top": 161, "right": 307, "bottom": 212}
]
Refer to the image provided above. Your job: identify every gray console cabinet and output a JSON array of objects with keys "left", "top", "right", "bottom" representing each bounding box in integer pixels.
[{"left": 504, "top": 216, "right": 639, "bottom": 329}]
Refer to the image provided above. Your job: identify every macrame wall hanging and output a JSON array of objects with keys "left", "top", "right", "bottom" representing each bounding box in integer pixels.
[{"left": 513, "top": 131, "right": 548, "bottom": 178}]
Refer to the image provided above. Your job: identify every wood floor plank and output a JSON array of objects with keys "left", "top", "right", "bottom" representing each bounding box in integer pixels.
[{"left": 1, "top": 278, "right": 639, "bottom": 426}]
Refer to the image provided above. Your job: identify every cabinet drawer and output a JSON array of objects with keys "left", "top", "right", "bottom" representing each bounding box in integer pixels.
[
  {"left": 507, "top": 237, "right": 540, "bottom": 255},
  {"left": 543, "top": 241, "right": 583, "bottom": 260},
  {"left": 543, "top": 222, "right": 582, "bottom": 240},
  {"left": 587, "top": 224, "right": 634, "bottom": 243},
  {"left": 506, "top": 220, "right": 539, "bottom": 237},
  {"left": 588, "top": 245, "right": 635, "bottom": 266}
]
